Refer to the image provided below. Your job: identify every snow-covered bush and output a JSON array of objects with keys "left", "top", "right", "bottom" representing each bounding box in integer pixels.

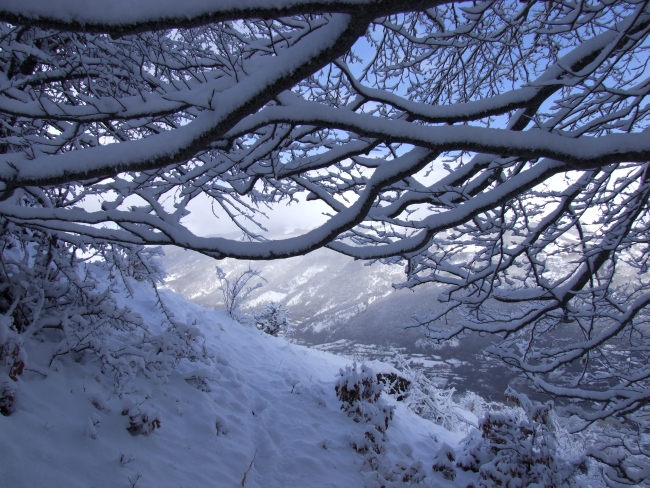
[
  {"left": 456, "top": 388, "right": 586, "bottom": 487},
  {"left": 337, "top": 361, "right": 395, "bottom": 476},
  {"left": 0, "top": 315, "right": 24, "bottom": 415},
  {"left": 0, "top": 219, "right": 210, "bottom": 412},
  {"left": 376, "top": 372, "right": 410, "bottom": 401},
  {"left": 122, "top": 401, "right": 162, "bottom": 436},
  {"left": 406, "top": 377, "right": 457, "bottom": 430},
  {"left": 105, "top": 245, "right": 167, "bottom": 285},
  {"left": 336, "top": 362, "right": 383, "bottom": 409},
  {"left": 455, "top": 391, "right": 491, "bottom": 419},
  {"left": 337, "top": 364, "right": 429, "bottom": 487},
  {"left": 336, "top": 362, "right": 394, "bottom": 428},
  {"left": 215, "top": 265, "right": 265, "bottom": 319},
  {"left": 392, "top": 350, "right": 464, "bottom": 431},
  {"left": 349, "top": 424, "right": 387, "bottom": 456},
  {"left": 432, "top": 442, "right": 457, "bottom": 481},
  {"left": 362, "top": 459, "right": 428, "bottom": 488},
  {"left": 0, "top": 380, "right": 16, "bottom": 416},
  {"left": 338, "top": 363, "right": 428, "bottom": 487},
  {"left": 254, "top": 301, "right": 291, "bottom": 336}
]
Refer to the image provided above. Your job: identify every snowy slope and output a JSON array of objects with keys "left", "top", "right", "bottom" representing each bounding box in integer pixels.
[
  {"left": 160, "top": 246, "right": 539, "bottom": 401},
  {"left": 1, "top": 281, "right": 471, "bottom": 488}
]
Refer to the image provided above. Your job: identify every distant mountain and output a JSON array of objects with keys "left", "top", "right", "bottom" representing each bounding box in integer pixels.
[{"left": 161, "top": 241, "right": 440, "bottom": 347}]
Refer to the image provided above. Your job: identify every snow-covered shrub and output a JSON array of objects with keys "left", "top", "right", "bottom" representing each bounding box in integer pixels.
[
  {"left": 338, "top": 362, "right": 394, "bottom": 453},
  {"left": 432, "top": 442, "right": 457, "bottom": 481},
  {"left": 389, "top": 459, "right": 427, "bottom": 484},
  {"left": 376, "top": 372, "right": 410, "bottom": 401},
  {"left": 105, "top": 245, "right": 167, "bottom": 285},
  {"left": 392, "top": 350, "right": 463, "bottom": 431},
  {"left": 0, "top": 380, "right": 16, "bottom": 416},
  {"left": 122, "top": 402, "right": 161, "bottom": 436},
  {"left": 216, "top": 265, "right": 265, "bottom": 319},
  {"left": 336, "top": 362, "right": 382, "bottom": 408},
  {"left": 0, "top": 218, "right": 210, "bottom": 411},
  {"left": 359, "top": 448, "right": 430, "bottom": 487},
  {"left": 126, "top": 320, "right": 208, "bottom": 384},
  {"left": 406, "top": 378, "right": 457, "bottom": 430},
  {"left": 455, "top": 391, "right": 494, "bottom": 420},
  {"left": 354, "top": 429, "right": 431, "bottom": 487},
  {"left": 336, "top": 362, "right": 395, "bottom": 431},
  {"left": 337, "top": 361, "right": 396, "bottom": 481},
  {"left": 363, "top": 459, "right": 428, "bottom": 488},
  {"left": 254, "top": 301, "right": 290, "bottom": 336},
  {"left": 456, "top": 388, "right": 586, "bottom": 487},
  {"left": 0, "top": 316, "right": 23, "bottom": 416},
  {"left": 349, "top": 424, "right": 387, "bottom": 455}
]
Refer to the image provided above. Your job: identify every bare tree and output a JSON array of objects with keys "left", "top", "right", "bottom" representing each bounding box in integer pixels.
[
  {"left": 2, "top": 0, "right": 650, "bottom": 481},
  {"left": 216, "top": 265, "right": 265, "bottom": 319}
]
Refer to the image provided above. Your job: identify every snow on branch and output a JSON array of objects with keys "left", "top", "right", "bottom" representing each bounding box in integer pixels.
[{"left": 0, "top": 0, "right": 448, "bottom": 35}]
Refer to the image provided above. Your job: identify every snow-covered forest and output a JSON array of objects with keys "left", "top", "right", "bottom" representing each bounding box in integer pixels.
[{"left": 1, "top": 0, "right": 650, "bottom": 486}]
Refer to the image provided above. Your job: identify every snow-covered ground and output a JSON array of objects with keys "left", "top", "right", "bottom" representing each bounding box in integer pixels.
[{"left": 2, "top": 281, "right": 478, "bottom": 488}]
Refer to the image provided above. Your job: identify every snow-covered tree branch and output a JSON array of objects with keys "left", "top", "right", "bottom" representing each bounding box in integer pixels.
[{"left": 2, "top": 0, "right": 650, "bottom": 479}]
